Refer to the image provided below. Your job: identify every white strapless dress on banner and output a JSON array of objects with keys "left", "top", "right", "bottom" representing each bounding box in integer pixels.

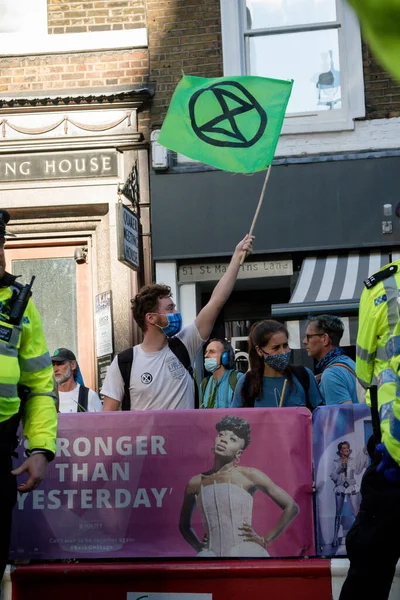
[{"left": 196, "top": 481, "right": 269, "bottom": 558}]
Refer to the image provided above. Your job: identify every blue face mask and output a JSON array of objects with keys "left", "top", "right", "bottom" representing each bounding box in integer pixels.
[
  {"left": 204, "top": 358, "right": 221, "bottom": 373},
  {"left": 158, "top": 312, "right": 183, "bottom": 337},
  {"left": 263, "top": 350, "right": 291, "bottom": 372}
]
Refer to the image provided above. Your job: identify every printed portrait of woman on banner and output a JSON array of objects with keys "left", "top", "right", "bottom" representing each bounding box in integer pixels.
[
  {"left": 179, "top": 415, "right": 299, "bottom": 557},
  {"left": 330, "top": 440, "right": 368, "bottom": 549}
]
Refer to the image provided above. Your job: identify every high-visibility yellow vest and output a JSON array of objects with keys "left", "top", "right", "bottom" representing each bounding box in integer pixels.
[
  {"left": 0, "top": 280, "right": 57, "bottom": 454},
  {"left": 357, "top": 260, "right": 400, "bottom": 464}
]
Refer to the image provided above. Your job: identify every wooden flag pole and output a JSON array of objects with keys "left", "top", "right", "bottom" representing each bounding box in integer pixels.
[
  {"left": 279, "top": 378, "right": 288, "bottom": 408},
  {"left": 240, "top": 164, "right": 272, "bottom": 265}
]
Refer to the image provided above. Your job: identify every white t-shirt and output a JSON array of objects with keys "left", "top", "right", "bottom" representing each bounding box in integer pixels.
[
  {"left": 101, "top": 323, "right": 206, "bottom": 410},
  {"left": 58, "top": 383, "right": 103, "bottom": 413}
]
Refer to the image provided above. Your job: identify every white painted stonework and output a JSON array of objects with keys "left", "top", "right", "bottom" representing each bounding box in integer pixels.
[
  {"left": 176, "top": 117, "right": 400, "bottom": 167},
  {"left": 0, "top": 0, "right": 147, "bottom": 56},
  {"left": 276, "top": 117, "right": 400, "bottom": 158},
  {"left": 0, "top": 108, "right": 139, "bottom": 152}
]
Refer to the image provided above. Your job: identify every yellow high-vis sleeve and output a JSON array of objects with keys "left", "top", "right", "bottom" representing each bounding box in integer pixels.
[
  {"left": 356, "top": 261, "right": 400, "bottom": 465},
  {"left": 356, "top": 285, "right": 380, "bottom": 388},
  {"left": 18, "top": 298, "right": 57, "bottom": 454}
]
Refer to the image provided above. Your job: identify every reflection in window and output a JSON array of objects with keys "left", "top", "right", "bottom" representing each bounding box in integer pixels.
[
  {"left": 249, "top": 28, "right": 341, "bottom": 113},
  {"left": 244, "top": 0, "right": 342, "bottom": 114},
  {"left": 11, "top": 258, "right": 78, "bottom": 360},
  {"left": 246, "top": 0, "right": 337, "bottom": 29},
  {"left": 316, "top": 49, "right": 341, "bottom": 110}
]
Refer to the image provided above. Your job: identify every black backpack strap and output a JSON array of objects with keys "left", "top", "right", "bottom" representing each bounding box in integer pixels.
[
  {"left": 77, "top": 385, "right": 89, "bottom": 412},
  {"left": 168, "top": 337, "right": 199, "bottom": 409},
  {"left": 117, "top": 348, "right": 134, "bottom": 411},
  {"left": 290, "top": 365, "right": 312, "bottom": 411},
  {"left": 369, "top": 385, "right": 381, "bottom": 446}
]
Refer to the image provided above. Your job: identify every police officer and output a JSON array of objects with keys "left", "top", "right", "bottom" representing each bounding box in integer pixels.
[
  {"left": 0, "top": 210, "right": 57, "bottom": 580},
  {"left": 340, "top": 260, "right": 400, "bottom": 600}
]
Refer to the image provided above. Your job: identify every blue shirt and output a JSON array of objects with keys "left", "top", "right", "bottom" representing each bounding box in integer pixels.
[
  {"left": 200, "top": 369, "right": 245, "bottom": 409},
  {"left": 319, "top": 354, "right": 358, "bottom": 405},
  {"left": 231, "top": 368, "right": 322, "bottom": 409}
]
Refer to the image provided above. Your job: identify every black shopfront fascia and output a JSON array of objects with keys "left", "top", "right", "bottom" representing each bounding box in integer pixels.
[{"left": 150, "top": 152, "right": 400, "bottom": 262}]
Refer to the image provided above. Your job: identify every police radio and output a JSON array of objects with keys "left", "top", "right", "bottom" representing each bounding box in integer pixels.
[{"left": 9, "top": 276, "right": 35, "bottom": 325}]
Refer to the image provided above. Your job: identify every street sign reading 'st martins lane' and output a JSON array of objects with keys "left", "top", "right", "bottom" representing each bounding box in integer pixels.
[{"left": 116, "top": 203, "right": 140, "bottom": 271}]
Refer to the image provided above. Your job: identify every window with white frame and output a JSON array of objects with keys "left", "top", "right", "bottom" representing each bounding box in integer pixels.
[
  {"left": 221, "top": 0, "right": 365, "bottom": 133},
  {"left": 0, "top": 0, "right": 147, "bottom": 56}
]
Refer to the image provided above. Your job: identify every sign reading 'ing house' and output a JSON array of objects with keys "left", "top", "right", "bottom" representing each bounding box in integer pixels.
[{"left": 0, "top": 150, "right": 118, "bottom": 181}]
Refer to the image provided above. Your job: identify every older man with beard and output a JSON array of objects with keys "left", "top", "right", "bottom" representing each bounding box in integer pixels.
[{"left": 51, "top": 347, "right": 102, "bottom": 412}]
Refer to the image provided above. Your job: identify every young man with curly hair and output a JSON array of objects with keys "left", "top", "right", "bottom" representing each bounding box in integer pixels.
[{"left": 101, "top": 235, "right": 253, "bottom": 411}]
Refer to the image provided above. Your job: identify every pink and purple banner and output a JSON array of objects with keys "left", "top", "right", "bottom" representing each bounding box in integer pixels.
[
  {"left": 313, "top": 404, "right": 371, "bottom": 557},
  {"left": 10, "top": 408, "right": 314, "bottom": 559}
]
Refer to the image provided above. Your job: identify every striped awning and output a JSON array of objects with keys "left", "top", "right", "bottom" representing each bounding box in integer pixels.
[
  {"left": 272, "top": 252, "right": 390, "bottom": 320},
  {"left": 290, "top": 253, "right": 389, "bottom": 305},
  {"left": 271, "top": 251, "right": 390, "bottom": 349}
]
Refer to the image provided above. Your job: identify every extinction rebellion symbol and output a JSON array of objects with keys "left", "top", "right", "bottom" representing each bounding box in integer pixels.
[
  {"left": 188, "top": 81, "right": 267, "bottom": 148},
  {"left": 141, "top": 373, "right": 153, "bottom": 384}
]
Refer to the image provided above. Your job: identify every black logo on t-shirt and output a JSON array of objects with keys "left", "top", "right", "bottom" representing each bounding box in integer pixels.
[{"left": 141, "top": 372, "right": 153, "bottom": 384}]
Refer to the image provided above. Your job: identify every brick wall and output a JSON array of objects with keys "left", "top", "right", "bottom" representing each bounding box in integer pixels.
[
  {"left": 362, "top": 42, "right": 400, "bottom": 120},
  {"left": 47, "top": 0, "right": 146, "bottom": 34},
  {"left": 0, "top": 50, "right": 149, "bottom": 93},
  {"left": 147, "top": 0, "right": 223, "bottom": 126}
]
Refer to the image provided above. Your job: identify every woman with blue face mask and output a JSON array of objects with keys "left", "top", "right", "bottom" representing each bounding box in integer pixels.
[{"left": 231, "top": 320, "right": 322, "bottom": 409}]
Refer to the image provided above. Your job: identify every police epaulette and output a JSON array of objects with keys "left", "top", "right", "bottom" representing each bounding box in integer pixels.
[{"left": 364, "top": 264, "right": 398, "bottom": 289}]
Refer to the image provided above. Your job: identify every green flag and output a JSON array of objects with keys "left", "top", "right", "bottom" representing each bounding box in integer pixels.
[
  {"left": 349, "top": 0, "right": 400, "bottom": 82},
  {"left": 158, "top": 75, "right": 293, "bottom": 174}
]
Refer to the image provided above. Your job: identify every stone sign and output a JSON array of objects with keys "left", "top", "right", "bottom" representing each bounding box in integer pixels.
[
  {"left": 0, "top": 150, "right": 118, "bottom": 181},
  {"left": 178, "top": 259, "right": 293, "bottom": 283}
]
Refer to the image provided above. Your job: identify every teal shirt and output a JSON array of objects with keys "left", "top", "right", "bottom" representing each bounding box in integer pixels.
[
  {"left": 319, "top": 355, "right": 358, "bottom": 405},
  {"left": 231, "top": 369, "right": 322, "bottom": 409},
  {"left": 200, "top": 369, "right": 245, "bottom": 408}
]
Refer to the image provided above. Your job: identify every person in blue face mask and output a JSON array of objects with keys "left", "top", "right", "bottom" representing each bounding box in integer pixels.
[
  {"left": 101, "top": 234, "right": 254, "bottom": 412},
  {"left": 200, "top": 339, "right": 244, "bottom": 408},
  {"left": 231, "top": 320, "right": 322, "bottom": 410}
]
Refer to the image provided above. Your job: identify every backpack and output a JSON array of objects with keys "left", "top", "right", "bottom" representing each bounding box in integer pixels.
[
  {"left": 327, "top": 362, "right": 366, "bottom": 403},
  {"left": 200, "top": 370, "right": 240, "bottom": 408},
  {"left": 117, "top": 337, "right": 199, "bottom": 411},
  {"left": 77, "top": 385, "right": 90, "bottom": 412},
  {"left": 290, "top": 365, "right": 313, "bottom": 411}
]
